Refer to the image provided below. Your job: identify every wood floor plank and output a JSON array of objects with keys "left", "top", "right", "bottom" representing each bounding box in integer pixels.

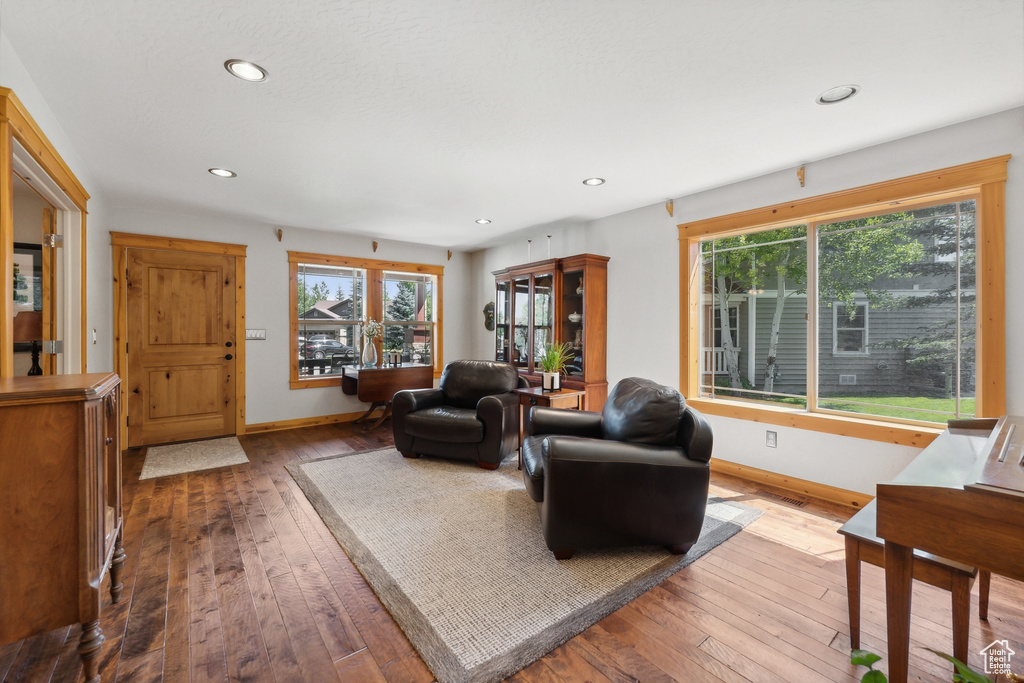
[
  {"left": 335, "top": 648, "right": 389, "bottom": 682},
  {"left": 161, "top": 475, "right": 191, "bottom": 683},
  {"left": 8, "top": 422, "right": 1024, "bottom": 683},
  {"left": 205, "top": 469, "right": 274, "bottom": 682},
  {"left": 185, "top": 471, "right": 228, "bottom": 683}
]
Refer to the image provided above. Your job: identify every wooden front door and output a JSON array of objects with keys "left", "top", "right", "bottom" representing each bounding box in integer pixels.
[{"left": 126, "top": 248, "right": 236, "bottom": 447}]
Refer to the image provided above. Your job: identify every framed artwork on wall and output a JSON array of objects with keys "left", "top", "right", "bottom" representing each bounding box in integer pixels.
[{"left": 13, "top": 242, "right": 42, "bottom": 352}]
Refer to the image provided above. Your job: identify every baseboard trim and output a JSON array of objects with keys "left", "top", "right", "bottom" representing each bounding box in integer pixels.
[
  {"left": 710, "top": 458, "right": 873, "bottom": 510},
  {"left": 246, "top": 411, "right": 364, "bottom": 434}
]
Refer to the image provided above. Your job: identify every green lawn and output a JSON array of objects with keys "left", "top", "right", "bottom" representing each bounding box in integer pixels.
[{"left": 818, "top": 395, "right": 976, "bottom": 423}]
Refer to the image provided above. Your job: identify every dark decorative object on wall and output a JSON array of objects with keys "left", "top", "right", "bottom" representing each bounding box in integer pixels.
[
  {"left": 12, "top": 242, "right": 42, "bottom": 355},
  {"left": 483, "top": 301, "right": 495, "bottom": 331}
]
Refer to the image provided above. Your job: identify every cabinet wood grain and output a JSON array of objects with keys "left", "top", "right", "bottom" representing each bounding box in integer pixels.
[{"left": 0, "top": 372, "right": 124, "bottom": 683}]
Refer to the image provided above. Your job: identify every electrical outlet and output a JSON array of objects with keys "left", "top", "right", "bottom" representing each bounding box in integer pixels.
[{"left": 765, "top": 430, "right": 777, "bottom": 448}]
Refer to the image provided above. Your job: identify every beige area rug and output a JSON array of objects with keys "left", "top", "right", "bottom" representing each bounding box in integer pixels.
[
  {"left": 139, "top": 436, "right": 250, "bottom": 480},
  {"left": 288, "top": 448, "right": 763, "bottom": 683}
]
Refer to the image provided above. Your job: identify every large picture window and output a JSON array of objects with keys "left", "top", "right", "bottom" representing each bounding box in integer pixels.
[
  {"left": 289, "top": 252, "right": 443, "bottom": 388},
  {"left": 680, "top": 157, "right": 1006, "bottom": 443}
]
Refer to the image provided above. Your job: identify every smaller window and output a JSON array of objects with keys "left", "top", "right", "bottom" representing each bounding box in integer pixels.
[{"left": 833, "top": 303, "right": 868, "bottom": 354}]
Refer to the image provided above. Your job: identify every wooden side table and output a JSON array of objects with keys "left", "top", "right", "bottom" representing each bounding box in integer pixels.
[
  {"left": 342, "top": 364, "right": 433, "bottom": 428},
  {"left": 515, "top": 387, "right": 586, "bottom": 464}
]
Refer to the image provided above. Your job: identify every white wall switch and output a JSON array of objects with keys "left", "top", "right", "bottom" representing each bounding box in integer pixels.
[{"left": 245, "top": 329, "right": 267, "bottom": 340}]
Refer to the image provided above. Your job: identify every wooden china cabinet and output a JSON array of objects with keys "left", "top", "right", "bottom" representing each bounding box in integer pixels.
[
  {"left": 493, "top": 253, "right": 609, "bottom": 410},
  {"left": 0, "top": 372, "right": 125, "bottom": 683}
]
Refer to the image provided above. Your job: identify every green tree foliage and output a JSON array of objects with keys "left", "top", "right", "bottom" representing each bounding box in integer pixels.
[
  {"left": 384, "top": 280, "right": 418, "bottom": 351},
  {"left": 705, "top": 212, "right": 922, "bottom": 393},
  {"left": 876, "top": 202, "right": 976, "bottom": 393}
]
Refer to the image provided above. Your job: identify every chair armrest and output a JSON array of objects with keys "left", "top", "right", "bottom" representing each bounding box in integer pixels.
[
  {"left": 527, "top": 407, "right": 603, "bottom": 438},
  {"left": 680, "top": 405, "right": 713, "bottom": 463},
  {"left": 392, "top": 387, "right": 445, "bottom": 418},
  {"left": 477, "top": 391, "right": 520, "bottom": 416},
  {"left": 543, "top": 435, "right": 702, "bottom": 468}
]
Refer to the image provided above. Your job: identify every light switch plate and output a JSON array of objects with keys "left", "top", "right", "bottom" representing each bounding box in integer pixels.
[{"left": 245, "top": 329, "right": 267, "bottom": 340}]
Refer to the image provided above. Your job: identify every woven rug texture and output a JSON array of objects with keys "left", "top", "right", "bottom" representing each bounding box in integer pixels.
[
  {"left": 289, "top": 448, "right": 763, "bottom": 683},
  {"left": 139, "top": 436, "right": 250, "bottom": 480}
]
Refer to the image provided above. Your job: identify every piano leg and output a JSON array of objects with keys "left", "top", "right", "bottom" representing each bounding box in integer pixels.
[
  {"left": 951, "top": 572, "right": 971, "bottom": 666},
  {"left": 979, "top": 570, "right": 990, "bottom": 620},
  {"left": 884, "top": 541, "right": 913, "bottom": 683},
  {"left": 843, "top": 536, "right": 862, "bottom": 649}
]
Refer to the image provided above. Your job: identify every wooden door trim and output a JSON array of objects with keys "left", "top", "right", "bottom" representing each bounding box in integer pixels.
[
  {"left": 112, "top": 233, "right": 247, "bottom": 447},
  {"left": 110, "top": 232, "right": 246, "bottom": 256},
  {"left": 1, "top": 89, "right": 89, "bottom": 377}
]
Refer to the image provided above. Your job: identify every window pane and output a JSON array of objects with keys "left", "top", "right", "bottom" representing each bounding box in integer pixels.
[
  {"left": 533, "top": 274, "right": 554, "bottom": 363},
  {"left": 512, "top": 277, "right": 530, "bottom": 367},
  {"left": 297, "top": 264, "right": 363, "bottom": 377},
  {"left": 817, "top": 201, "right": 976, "bottom": 423},
  {"left": 700, "top": 225, "right": 808, "bottom": 407},
  {"left": 382, "top": 323, "right": 432, "bottom": 366}
]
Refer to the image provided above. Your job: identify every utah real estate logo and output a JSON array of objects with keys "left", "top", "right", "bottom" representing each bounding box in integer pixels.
[{"left": 980, "top": 640, "right": 1015, "bottom": 676}]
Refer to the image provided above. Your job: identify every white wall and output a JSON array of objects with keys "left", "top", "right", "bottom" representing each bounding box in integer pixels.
[
  {"left": 470, "top": 106, "right": 1024, "bottom": 496},
  {"left": 102, "top": 205, "right": 472, "bottom": 426}
]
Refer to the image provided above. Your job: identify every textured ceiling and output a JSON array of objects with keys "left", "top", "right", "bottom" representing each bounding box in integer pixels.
[{"left": 2, "top": 1, "right": 1022, "bottom": 249}]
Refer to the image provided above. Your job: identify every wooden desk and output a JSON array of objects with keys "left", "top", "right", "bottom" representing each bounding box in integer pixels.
[
  {"left": 342, "top": 364, "right": 433, "bottom": 429},
  {"left": 876, "top": 417, "right": 1024, "bottom": 683}
]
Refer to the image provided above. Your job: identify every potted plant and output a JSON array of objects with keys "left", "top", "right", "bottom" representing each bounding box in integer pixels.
[{"left": 538, "top": 342, "right": 574, "bottom": 391}]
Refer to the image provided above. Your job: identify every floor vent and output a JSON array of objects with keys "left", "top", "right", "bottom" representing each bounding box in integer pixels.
[{"left": 756, "top": 489, "right": 808, "bottom": 508}]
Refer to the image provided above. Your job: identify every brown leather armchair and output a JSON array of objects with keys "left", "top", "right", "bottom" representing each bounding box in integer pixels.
[
  {"left": 392, "top": 359, "right": 529, "bottom": 469},
  {"left": 521, "top": 377, "right": 713, "bottom": 559}
]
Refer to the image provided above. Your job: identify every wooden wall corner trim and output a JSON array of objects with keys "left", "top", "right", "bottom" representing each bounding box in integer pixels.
[
  {"left": 710, "top": 458, "right": 874, "bottom": 510},
  {"left": 244, "top": 411, "right": 364, "bottom": 434}
]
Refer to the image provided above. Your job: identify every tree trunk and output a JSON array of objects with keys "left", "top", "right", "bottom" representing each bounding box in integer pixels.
[
  {"left": 763, "top": 252, "right": 790, "bottom": 393},
  {"left": 716, "top": 275, "right": 742, "bottom": 388}
]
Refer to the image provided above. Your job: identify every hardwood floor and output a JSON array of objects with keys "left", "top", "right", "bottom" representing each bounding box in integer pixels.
[{"left": 2, "top": 422, "right": 1021, "bottom": 682}]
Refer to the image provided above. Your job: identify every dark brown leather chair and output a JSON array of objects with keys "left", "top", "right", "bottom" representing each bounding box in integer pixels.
[
  {"left": 392, "top": 359, "right": 529, "bottom": 469},
  {"left": 521, "top": 377, "right": 713, "bottom": 559}
]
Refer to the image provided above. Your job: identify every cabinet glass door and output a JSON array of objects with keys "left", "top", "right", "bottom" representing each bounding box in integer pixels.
[
  {"left": 562, "top": 269, "right": 584, "bottom": 377},
  {"left": 512, "top": 277, "right": 530, "bottom": 368},
  {"left": 494, "top": 281, "right": 510, "bottom": 362},
  {"left": 533, "top": 274, "right": 554, "bottom": 366}
]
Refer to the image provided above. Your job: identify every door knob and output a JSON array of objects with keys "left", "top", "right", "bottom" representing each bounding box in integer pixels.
[
  {"left": 225, "top": 354, "right": 233, "bottom": 360},
  {"left": 225, "top": 341, "right": 233, "bottom": 347}
]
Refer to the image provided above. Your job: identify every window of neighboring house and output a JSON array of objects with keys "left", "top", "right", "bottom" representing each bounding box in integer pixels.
[
  {"left": 289, "top": 252, "right": 443, "bottom": 388},
  {"left": 680, "top": 156, "right": 1007, "bottom": 443},
  {"left": 833, "top": 303, "right": 868, "bottom": 354}
]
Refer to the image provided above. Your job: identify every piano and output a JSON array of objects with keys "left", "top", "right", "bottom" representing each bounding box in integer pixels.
[{"left": 876, "top": 416, "right": 1024, "bottom": 683}]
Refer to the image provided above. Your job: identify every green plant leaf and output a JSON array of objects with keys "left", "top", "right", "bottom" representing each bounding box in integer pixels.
[
  {"left": 851, "top": 650, "right": 883, "bottom": 668},
  {"left": 861, "top": 671, "right": 887, "bottom": 683},
  {"left": 924, "top": 649, "right": 993, "bottom": 683}
]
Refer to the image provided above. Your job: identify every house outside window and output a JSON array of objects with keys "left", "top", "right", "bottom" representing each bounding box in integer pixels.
[
  {"left": 833, "top": 303, "right": 868, "bottom": 354},
  {"left": 289, "top": 252, "right": 443, "bottom": 388},
  {"left": 681, "top": 157, "right": 1007, "bottom": 439}
]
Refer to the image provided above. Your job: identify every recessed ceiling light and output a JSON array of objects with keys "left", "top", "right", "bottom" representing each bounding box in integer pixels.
[
  {"left": 224, "top": 59, "right": 268, "bottom": 82},
  {"left": 475, "top": 218, "right": 492, "bottom": 225},
  {"left": 816, "top": 84, "right": 860, "bottom": 105},
  {"left": 582, "top": 177, "right": 605, "bottom": 186},
  {"left": 208, "top": 167, "right": 237, "bottom": 178}
]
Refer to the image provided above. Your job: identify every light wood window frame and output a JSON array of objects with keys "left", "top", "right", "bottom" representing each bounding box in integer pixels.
[
  {"left": 288, "top": 251, "right": 444, "bottom": 389},
  {"left": 678, "top": 156, "right": 1008, "bottom": 448}
]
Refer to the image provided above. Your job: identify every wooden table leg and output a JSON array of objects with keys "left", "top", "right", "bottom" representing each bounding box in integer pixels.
[
  {"left": 353, "top": 401, "right": 386, "bottom": 424},
  {"left": 884, "top": 541, "right": 914, "bottom": 683},
  {"left": 844, "top": 536, "right": 862, "bottom": 649},
  {"left": 951, "top": 572, "right": 971, "bottom": 667}
]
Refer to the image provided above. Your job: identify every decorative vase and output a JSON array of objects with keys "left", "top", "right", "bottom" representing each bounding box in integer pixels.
[
  {"left": 542, "top": 371, "right": 560, "bottom": 392},
  {"left": 576, "top": 278, "right": 584, "bottom": 295},
  {"left": 362, "top": 338, "right": 378, "bottom": 367}
]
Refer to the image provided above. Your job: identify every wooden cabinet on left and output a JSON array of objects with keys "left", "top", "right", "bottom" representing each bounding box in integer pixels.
[{"left": 0, "top": 372, "right": 125, "bottom": 683}]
